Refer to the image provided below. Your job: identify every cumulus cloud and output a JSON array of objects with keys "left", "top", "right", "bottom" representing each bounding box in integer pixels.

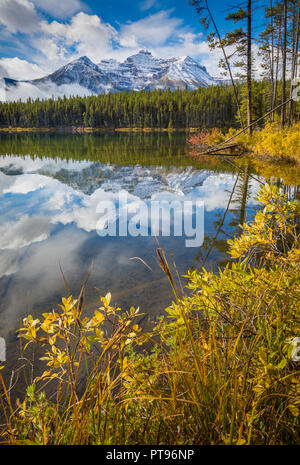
[
  {"left": 2, "top": 173, "right": 57, "bottom": 194},
  {"left": 0, "top": 0, "right": 40, "bottom": 34},
  {"left": 0, "top": 215, "right": 50, "bottom": 250},
  {"left": 120, "top": 11, "right": 182, "bottom": 48},
  {"left": 0, "top": 3, "right": 230, "bottom": 80},
  {"left": 32, "top": 0, "right": 87, "bottom": 19},
  {"left": 41, "top": 12, "right": 118, "bottom": 63}
]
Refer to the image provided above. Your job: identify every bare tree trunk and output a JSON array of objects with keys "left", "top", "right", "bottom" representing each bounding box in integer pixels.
[
  {"left": 204, "top": 0, "right": 245, "bottom": 129},
  {"left": 247, "top": 0, "right": 252, "bottom": 134},
  {"left": 288, "top": 1, "right": 300, "bottom": 125},
  {"left": 270, "top": 0, "right": 275, "bottom": 121},
  {"left": 281, "top": 0, "right": 287, "bottom": 128},
  {"left": 272, "top": 2, "right": 282, "bottom": 120}
]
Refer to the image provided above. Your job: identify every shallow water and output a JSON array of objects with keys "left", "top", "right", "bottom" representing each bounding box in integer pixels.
[{"left": 0, "top": 131, "right": 296, "bottom": 379}]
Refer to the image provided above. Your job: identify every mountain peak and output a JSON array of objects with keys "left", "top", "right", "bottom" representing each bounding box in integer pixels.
[
  {"left": 179, "top": 56, "right": 208, "bottom": 72},
  {"left": 72, "top": 56, "right": 95, "bottom": 66},
  {"left": 183, "top": 56, "right": 200, "bottom": 65},
  {"left": 126, "top": 50, "right": 156, "bottom": 62},
  {"left": 1, "top": 52, "right": 217, "bottom": 102}
]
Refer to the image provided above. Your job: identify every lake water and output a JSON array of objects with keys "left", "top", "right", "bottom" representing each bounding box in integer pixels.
[{"left": 0, "top": 132, "right": 297, "bottom": 378}]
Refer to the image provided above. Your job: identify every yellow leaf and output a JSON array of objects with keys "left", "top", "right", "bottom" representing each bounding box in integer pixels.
[
  {"left": 94, "top": 310, "right": 105, "bottom": 323},
  {"left": 105, "top": 292, "right": 111, "bottom": 305}
]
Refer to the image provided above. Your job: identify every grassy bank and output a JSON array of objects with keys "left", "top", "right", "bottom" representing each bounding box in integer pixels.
[
  {"left": 0, "top": 185, "right": 299, "bottom": 445},
  {"left": 189, "top": 123, "right": 300, "bottom": 164}
]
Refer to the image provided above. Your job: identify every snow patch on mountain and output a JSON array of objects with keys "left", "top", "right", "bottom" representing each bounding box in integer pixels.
[{"left": 0, "top": 50, "right": 218, "bottom": 102}]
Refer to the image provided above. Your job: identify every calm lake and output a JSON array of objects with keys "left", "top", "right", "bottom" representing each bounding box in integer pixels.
[{"left": 0, "top": 131, "right": 298, "bottom": 377}]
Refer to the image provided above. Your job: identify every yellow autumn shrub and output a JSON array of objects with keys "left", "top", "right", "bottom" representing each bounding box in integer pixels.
[
  {"left": 189, "top": 123, "right": 300, "bottom": 163},
  {"left": 250, "top": 123, "right": 300, "bottom": 163},
  {"left": 0, "top": 185, "right": 299, "bottom": 445}
]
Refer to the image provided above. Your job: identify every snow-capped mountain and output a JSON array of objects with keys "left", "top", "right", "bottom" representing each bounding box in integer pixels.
[{"left": 0, "top": 50, "right": 217, "bottom": 102}]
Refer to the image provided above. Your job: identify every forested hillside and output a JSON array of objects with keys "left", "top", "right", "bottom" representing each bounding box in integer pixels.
[{"left": 0, "top": 85, "right": 241, "bottom": 129}]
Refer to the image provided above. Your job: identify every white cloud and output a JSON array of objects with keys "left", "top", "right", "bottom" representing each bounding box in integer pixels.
[
  {"left": 0, "top": 78, "right": 95, "bottom": 101},
  {"left": 0, "top": 227, "right": 89, "bottom": 328},
  {"left": 0, "top": 215, "right": 50, "bottom": 250},
  {"left": 0, "top": 171, "right": 15, "bottom": 194},
  {"left": 0, "top": 5, "right": 230, "bottom": 79},
  {"left": 32, "top": 0, "right": 87, "bottom": 19},
  {"left": 2, "top": 173, "right": 56, "bottom": 194},
  {"left": 120, "top": 11, "right": 182, "bottom": 48},
  {"left": 0, "top": 57, "right": 46, "bottom": 79},
  {"left": 0, "top": 155, "right": 92, "bottom": 174},
  {"left": 139, "top": 0, "right": 159, "bottom": 11},
  {"left": 0, "top": 0, "right": 40, "bottom": 34},
  {"left": 39, "top": 12, "right": 118, "bottom": 64},
  {"left": 152, "top": 32, "right": 225, "bottom": 75},
  {"left": 0, "top": 249, "right": 22, "bottom": 278}
]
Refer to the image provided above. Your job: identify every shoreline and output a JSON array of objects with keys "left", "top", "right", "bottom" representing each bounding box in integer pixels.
[{"left": 0, "top": 127, "right": 202, "bottom": 134}]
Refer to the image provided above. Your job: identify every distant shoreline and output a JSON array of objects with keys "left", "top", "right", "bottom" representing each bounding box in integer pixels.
[{"left": 0, "top": 127, "right": 201, "bottom": 134}]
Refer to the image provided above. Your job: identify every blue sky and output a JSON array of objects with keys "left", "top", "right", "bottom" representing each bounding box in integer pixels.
[{"left": 0, "top": 0, "right": 263, "bottom": 80}]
